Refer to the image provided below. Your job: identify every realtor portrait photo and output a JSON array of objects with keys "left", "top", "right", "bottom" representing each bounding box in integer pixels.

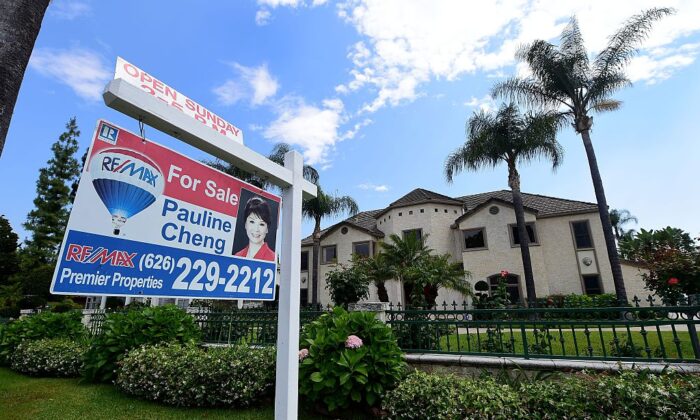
[{"left": 232, "top": 189, "right": 279, "bottom": 262}]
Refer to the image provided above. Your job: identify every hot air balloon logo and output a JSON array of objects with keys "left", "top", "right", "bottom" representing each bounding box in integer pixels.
[{"left": 89, "top": 148, "right": 165, "bottom": 235}]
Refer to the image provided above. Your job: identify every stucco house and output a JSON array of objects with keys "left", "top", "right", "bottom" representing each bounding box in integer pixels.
[{"left": 300, "top": 188, "right": 647, "bottom": 307}]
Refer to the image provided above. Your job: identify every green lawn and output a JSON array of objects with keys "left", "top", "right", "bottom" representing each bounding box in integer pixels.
[
  {"left": 437, "top": 329, "right": 695, "bottom": 360},
  {"left": 0, "top": 368, "right": 274, "bottom": 420}
]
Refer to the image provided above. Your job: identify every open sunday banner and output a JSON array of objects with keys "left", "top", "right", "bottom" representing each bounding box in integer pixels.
[{"left": 50, "top": 120, "right": 280, "bottom": 300}]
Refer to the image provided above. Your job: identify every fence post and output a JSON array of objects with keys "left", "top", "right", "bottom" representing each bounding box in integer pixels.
[
  {"left": 520, "top": 325, "right": 529, "bottom": 359},
  {"left": 687, "top": 309, "right": 700, "bottom": 361}
]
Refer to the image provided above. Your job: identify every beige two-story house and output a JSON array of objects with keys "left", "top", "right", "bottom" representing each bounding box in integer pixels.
[{"left": 300, "top": 188, "right": 646, "bottom": 306}]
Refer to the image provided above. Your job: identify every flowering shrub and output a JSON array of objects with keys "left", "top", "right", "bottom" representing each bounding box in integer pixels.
[
  {"left": 383, "top": 370, "right": 700, "bottom": 419},
  {"left": 10, "top": 338, "right": 87, "bottom": 377},
  {"left": 299, "top": 307, "right": 406, "bottom": 414},
  {"left": 0, "top": 310, "right": 86, "bottom": 365},
  {"left": 115, "top": 343, "right": 275, "bottom": 407},
  {"left": 82, "top": 305, "right": 201, "bottom": 382}
]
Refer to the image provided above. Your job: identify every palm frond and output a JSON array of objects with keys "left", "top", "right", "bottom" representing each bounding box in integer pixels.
[
  {"left": 591, "top": 99, "right": 622, "bottom": 113},
  {"left": 492, "top": 77, "right": 569, "bottom": 110},
  {"left": 593, "top": 8, "right": 674, "bottom": 77}
]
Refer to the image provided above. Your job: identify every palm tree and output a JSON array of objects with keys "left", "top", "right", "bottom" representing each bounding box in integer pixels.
[
  {"left": 492, "top": 8, "right": 673, "bottom": 303},
  {"left": 0, "top": 0, "right": 51, "bottom": 156},
  {"left": 379, "top": 233, "right": 432, "bottom": 305},
  {"left": 206, "top": 142, "right": 319, "bottom": 189},
  {"left": 354, "top": 253, "right": 393, "bottom": 302},
  {"left": 609, "top": 208, "right": 638, "bottom": 241},
  {"left": 302, "top": 186, "right": 359, "bottom": 305},
  {"left": 445, "top": 103, "right": 563, "bottom": 307}
]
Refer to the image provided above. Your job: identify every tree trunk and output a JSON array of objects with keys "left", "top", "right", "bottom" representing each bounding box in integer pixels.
[
  {"left": 509, "top": 167, "right": 537, "bottom": 307},
  {"left": 375, "top": 281, "right": 389, "bottom": 302},
  {"left": 0, "top": 0, "right": 50, "bottom": 157},
  {"left": 311, "top": 219, "right": 321, "bottom": 306},
  {"left": 580, "top": 129, "right": 627, "bottom": 303}
]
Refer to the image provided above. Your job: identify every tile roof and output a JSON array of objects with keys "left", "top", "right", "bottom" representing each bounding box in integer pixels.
[
  {"left": 456, "top": 190, "right": 598, "bottom": 218},
  {"left": 301, "top": 209, "right": 384, "bottom": 246},
  {"left": 301, "top": 189, "right": 599, "bottom": 245},
  {"left": 375, "top": 188, "right": 462, "bottom": 217}
]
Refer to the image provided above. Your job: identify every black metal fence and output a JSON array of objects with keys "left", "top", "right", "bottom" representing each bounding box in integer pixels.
[{"left": 385, "top": 300, "right": 700, "bottom": 363}]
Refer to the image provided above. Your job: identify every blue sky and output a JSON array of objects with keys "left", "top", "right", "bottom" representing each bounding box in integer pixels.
[{"left": 2, "top": 0, "right": 700, "bottom": 242}]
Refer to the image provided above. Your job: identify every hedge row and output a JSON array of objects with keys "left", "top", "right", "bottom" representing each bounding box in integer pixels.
[
  {"left": 10, "top": 338, "right": 87, "bottom": 377},
  {"left": 115, "top": 343, "right": 276, "bottom": 407},
  {"left": 383, "top": 370, "right": 700, "bottom": 420}
]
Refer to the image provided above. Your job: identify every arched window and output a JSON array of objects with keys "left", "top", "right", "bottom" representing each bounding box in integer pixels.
[{"left": 487, "top": 273, "right": 522, "bottom": 305}]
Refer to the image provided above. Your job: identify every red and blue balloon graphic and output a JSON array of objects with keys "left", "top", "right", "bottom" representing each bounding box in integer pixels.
[{"left": 89, "top": 148, "right": 165, "bottom": 234}]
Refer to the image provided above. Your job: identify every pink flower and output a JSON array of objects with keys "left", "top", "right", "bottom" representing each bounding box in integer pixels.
[
  {"left": 298, "top": 348, "right": 309, "bottom": 361},
  {"left": 500, "top": 270, "right": 509, "bottom": 278},
  {"left": 345, "top": 335, "right": 363, "bottom": 349},
  {"left": 667, "top": 277, "right": 679, "bottom": 286}
]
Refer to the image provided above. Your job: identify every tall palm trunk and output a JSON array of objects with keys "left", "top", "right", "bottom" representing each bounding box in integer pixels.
[
  {"left": 0, "top": 0, "right": 50, "bottom": 156},
  {"left": 508, "top": 165, "right": 537, "bottom": 306},
  {"left": 580, "top": 129, "right": 627, "bottom": 303},
  {"left": 311, "top": 218, "right": 321, "bottom": 306}
]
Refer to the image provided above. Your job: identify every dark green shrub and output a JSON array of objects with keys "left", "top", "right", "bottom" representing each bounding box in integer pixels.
[
  {"left": 299, "top": 307, "right": 406, "bottom": 414},
  {"left": 383, "top": 370, "right": 700, "bottom": 419},
  {"left": 0, "top": 310, "right": 86, "bottom": 365},
  {"left": 82, "top": 305, "right": 201, "bottom": 382},
  {"left": 325, "top": 262, "right": 371, "bottom": 308},
  {"left": 50, "top": 299, "right": 79, "bottom": 313},
  {"left": 0, "top": 305, "right": 20, "bottom": 319},
  {"left": 10, "top": 338, "right": 87, "bottom": 377},
  {"left": 116, "top": 343, "right": 275, "bottom": 407}
]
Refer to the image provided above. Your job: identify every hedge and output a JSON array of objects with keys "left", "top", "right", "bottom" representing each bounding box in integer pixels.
[{"left": 10, "top": 338, "right": 87, "bottom": 377}]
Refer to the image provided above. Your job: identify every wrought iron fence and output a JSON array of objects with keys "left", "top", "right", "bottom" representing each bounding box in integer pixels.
[
  {"left": 86, "top": 305, "right": 332, "bottom": 345},
  {"left": 386, "top": 299, "right": 700, "bottom": 363}
]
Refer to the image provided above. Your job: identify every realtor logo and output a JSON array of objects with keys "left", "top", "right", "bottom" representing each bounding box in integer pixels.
[{"left": 98, "top": 123, "right": 119, "bottom": 144}]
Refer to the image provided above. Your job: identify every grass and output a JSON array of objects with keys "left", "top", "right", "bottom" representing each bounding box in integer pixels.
[
  {"left": 0, "top": 368, "right": 275, "bottom": 420},
  {"left": 435, "top": 329, "right": 695, "bottom": 360}
]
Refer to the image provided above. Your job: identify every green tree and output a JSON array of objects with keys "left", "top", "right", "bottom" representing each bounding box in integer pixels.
[
  {"left": 0, "top": 0, "right": 51, "bottom": 156},
  {"left": 619, "top": 227, "right": 699, "bottom": 304},
  {"left": 355, "top": 253, "right": 393, "bottom": 302},
  {"left": 406, "top": 253, "right": 472, "bottom": 307},
  {"left": 445, "top": 103, "right": 563, "bottom": 307},
  {"left": 18, "top": 117, "right": 81, "bottom": 306},
  {"left": 492, "top": 8, "right": 673, "bottom": 303},
  {"left": 302, "top": 186, "right": 359, "bottom": 304},
  {"left": 379, "top": 233, "right": 431, "bottom": 305},
  {"left": 0, "top": 215, "right": 19, "bottom": 286},
  {"left": 324, "top": 259, "right": 371, "bottom": 308},
  {"left": 610, "top": 208, "right": 638, "bottom": 241}
]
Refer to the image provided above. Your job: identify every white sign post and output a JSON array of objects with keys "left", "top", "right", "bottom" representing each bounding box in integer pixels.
[{"left": 102, "top": 61, "right": 316, "bottom": 420}]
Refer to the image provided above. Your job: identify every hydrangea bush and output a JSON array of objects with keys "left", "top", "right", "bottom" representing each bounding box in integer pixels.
[
  {"left": 298, "top": 307, "right": 406, "bottom": 414},
  {"left": 10, "top": 338, "right": 87, "bottom": 377},
  {"left": 115, "top": 343, "right": 275, "bottom": 407}
]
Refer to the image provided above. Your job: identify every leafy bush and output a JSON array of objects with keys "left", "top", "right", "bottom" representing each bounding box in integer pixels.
[
  {"left": 10, "top": 338, "right": 87, "bottom": 377},
  {"left": 384, "top": 370, "right": 700, "bottom": 419},
  {"left": 116, "top": 343, "right": 275, "bottom": 407},
  {"left": 299, "top": 307, "right": 406, "bottom": 414},
  {"left": 0, "top": 310, "right": 86, "bottom": 365},
  {"left": 325, "top": 262, "right": 371, "bottom": 307},
  {"left": 82, "top": 305, "right": 201, "bottom": 382}
]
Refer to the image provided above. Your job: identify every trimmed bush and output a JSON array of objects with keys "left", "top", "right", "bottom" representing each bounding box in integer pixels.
[
  {"left": 10, "top": 338, "right": 87, "bottom": 377},
  {"left": 115, "top": 343, "right": 275, "bottom": 407},
  {"left": 383, "top": 370, "right": 700, "bottom": 419},
  {"left": 299, "top": 307, "right": 406, "bottom": 414},
  {"left": 82, "top": 305, "right": 201, "bottom": 382},
  {"left": 0, "top": 310, "right": 86, "bottom": 365}
]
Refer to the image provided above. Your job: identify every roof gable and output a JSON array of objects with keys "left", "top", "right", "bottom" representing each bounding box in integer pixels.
[
  {"left": 456, "top": 190, "right": 598, "bottom": 218},
  {"left": 375, "top": 188, "right": 462, "bottom": 218}
]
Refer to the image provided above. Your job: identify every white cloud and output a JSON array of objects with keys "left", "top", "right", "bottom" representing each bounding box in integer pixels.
[
  {"left": 213, "top": 63, "right": 279, "bottom": 106},
  {"left": 255, "top": 0, "right": 327, "bottom": 25},
  {"left": 29, "top": 48, "right": 110, "bottom": 101},
  {"left": 263, "top": 96, "right": 345, "bottom": 165},
  {"left": 464, "top": 95, "right": 496, "bottom": 113},
  {"left": 335, "top": 0, "right": 700, "bottom": 113},
  {"left": 256, "top": 9, "right": 272, "bottom": 25},
  {"left": 50, "top": 0, "right": 90, "bottom": 20},
  {"left": 627, "top": 43, "right": 700, "bottom": 84},
  {"left": 358, "top": 183, "right": 389, "bottom": 192}
]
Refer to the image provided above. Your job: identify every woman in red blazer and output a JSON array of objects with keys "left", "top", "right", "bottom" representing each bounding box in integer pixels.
[{"left": 234, "top": 197, "right": 275, "bottom": 261}]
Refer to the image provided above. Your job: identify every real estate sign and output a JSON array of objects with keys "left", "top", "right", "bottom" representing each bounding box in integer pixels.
[
  {"left": 50, "top": 120, "right": 280, "bottom": 300},
  {"left": 114, "top": 57, "right": 244, "bottom": 144}
]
